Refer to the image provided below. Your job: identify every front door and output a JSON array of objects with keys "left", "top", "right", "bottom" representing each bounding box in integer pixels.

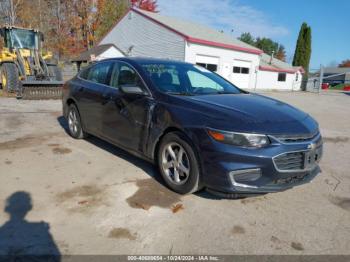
[{"left": 101, "top": 62, "right": 151, "bottom": 153}]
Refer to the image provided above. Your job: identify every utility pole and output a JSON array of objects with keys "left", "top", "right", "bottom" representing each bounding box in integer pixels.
[{"left": 319, "top": 65, "right": 324, "bottom": 93}]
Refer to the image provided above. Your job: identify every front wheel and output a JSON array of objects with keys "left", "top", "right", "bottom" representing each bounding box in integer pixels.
[
  {"left": 157, "top": 132, "right": 201, "bottom": 194},
  {"left": 67, "top": 104, "right": 87, "bottom": 139},
  {"left": 1, "top": 63, "right": 20, "bottom": 93}
]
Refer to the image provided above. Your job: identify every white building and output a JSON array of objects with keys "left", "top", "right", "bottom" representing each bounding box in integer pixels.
[
  {"left": 72, "top": 44, "right": 125, "bottom": 63},
  {"left": 99, "top": 8, "right": 303, "bottom": 91}
]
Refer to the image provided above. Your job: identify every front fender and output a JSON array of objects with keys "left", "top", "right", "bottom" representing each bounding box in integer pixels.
[{"left": 145, "top": 102, "right": 208, "bottom": 161}]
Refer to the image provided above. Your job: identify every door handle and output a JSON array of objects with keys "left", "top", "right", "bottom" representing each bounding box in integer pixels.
[
  {"left": 102, "top": 93, "right": 113, "bottom": 100},
  {"left": 78, "top": 86, "right": 84, "bottom": 92},
  {"left": 101, "top": 93, "right": 115, "bottom": 105}
]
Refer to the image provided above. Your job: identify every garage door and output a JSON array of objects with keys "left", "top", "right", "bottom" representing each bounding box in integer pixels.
[
  {"left": 231, "top": 60, "right": 252, "bottom": 89},
  {"left": 195, "top": 55, "right": 219, "bottom": 72}
]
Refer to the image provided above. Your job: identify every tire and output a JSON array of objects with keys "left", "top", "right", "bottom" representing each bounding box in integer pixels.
[
  {"left": 0, "top": 63, "right": 20, "bottom": 93},
  {"left": 157, "top": 132, "right": 202, "bottom": 194},
  {"left": 67, "top": 104, "right": 87, "bottom": 139},
  {"left": 47, "top": 64, "right": 63, "bottom": 81}
]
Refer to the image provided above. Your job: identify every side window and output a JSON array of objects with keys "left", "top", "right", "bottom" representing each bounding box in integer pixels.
[
  {"left": 117, "top": 63, "right": 143, "bottom": 87},
  {"left": 109, "top": 63, "right": 119, "bottom": 88},
  {"left": 187, "top": 70, "right": 224, "bottom": 91},
  {"left": 87, "top": 62, "right": 112, "bottom": 85},
  {"left": 79, "top": 67, "right": 90, "bottom": 80}
]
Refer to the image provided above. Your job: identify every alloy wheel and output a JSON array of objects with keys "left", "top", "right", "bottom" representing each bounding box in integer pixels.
[
  {"left": 161, "top": 142, "right": 191, "bottom": 185},
  {"left": 68, "top": 109, "right": 79, "bottom": 135}
]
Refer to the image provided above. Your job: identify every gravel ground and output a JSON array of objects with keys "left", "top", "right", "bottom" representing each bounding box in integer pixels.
[{"left": 0, "top": 91, "right": 349, "bottom": 256}]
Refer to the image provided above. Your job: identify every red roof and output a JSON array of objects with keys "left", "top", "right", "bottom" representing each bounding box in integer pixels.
[{"left": 98, "top": 8, "right": 263, "bottom": 55}]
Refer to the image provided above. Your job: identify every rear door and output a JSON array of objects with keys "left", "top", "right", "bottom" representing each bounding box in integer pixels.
[
  {"left": 101, "top": 61, "right": 151, "bottom": 152},
  {"left": 76, "top": 61, "right": 113, "bottom": 135}
]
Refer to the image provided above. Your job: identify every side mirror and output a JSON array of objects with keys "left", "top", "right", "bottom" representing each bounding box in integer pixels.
[{"left": 120, "top": 85, "right": 146, "bottom": 96}]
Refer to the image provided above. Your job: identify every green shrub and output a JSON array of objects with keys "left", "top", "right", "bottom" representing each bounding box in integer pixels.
[{"left": 329, "top": 84, "right": 348, "bottom": 90}]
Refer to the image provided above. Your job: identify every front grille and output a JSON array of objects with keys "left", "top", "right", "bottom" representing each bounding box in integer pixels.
[
  {"left": 273, "top": 152, "right": 304, "bottom": 171},
  {"left": 273, "top": 131, "right": 320, "bottom": 143},
  {"left": 273, "top": 173, "right": 309, "bottom": 185}
]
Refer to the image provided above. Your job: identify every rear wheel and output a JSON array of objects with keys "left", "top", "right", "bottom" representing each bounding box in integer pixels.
[
  {"left": 67, "top": 104, "right": 87, "bottom": 139},
  {"left": 158, "top": 132, "right": 201, "bottom": 194},
  {"left": 0, "top": 63, "right": 20, "bottom": 93},
  {"left": 47, "top": 64, "right": 63, "bottom": 81}
]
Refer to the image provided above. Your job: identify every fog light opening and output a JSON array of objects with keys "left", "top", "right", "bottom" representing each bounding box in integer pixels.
[{"left": 229, "top": 169, "right": 261, "bottom": 189}]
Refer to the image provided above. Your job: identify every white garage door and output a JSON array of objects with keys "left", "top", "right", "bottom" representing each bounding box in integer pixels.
[
  {"left": 195, "top": 55, "right": 219, "bottom": 72},
  {"left": 231, "top": 60, "right": 252, "bottom": 89}
]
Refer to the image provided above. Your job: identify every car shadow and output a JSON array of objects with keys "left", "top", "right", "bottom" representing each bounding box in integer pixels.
[
  {"left": 57, "top": 116, "right": 163, "bottom": 184},
  {"left": 56, "top": 116, "right": 239, "bottom": 200},
  {"left": 0, "top": 192, "right": 61, "bottom": 261}
]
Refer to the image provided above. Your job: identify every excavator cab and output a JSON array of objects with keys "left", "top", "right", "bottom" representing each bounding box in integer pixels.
[{"left": 0, "top": 26, "right": 63, "bottom": 99}]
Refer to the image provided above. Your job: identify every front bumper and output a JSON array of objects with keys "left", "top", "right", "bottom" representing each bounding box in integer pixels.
[{"left": 195, "top": 130, "right": 323, "bottom": 194}]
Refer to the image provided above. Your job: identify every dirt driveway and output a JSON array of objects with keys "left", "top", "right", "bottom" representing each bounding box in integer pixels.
[{"left": 0, "top": 91, "right": 349, "bottom": 255}]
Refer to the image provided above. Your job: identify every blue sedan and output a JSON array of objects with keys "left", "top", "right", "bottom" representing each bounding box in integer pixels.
[{"left": 62, "top": 57, "right": 322, "bottom": 197}]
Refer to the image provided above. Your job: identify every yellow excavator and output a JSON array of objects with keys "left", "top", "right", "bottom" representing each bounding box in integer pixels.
[{"left": 0, "top": 26, "right": 63, "bottom": 99}]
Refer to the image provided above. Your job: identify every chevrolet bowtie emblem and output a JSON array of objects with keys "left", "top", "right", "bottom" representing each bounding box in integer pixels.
[{"left": 308, "top": 143, "right": 316, "bottom": 150}]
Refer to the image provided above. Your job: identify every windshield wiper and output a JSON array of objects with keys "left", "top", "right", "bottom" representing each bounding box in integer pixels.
[
  {"left": 216, "top": 91, "right": 239, "bottom": 95},
  {"left": 166, "top": 92, "right": 193, "bottom": 96}
]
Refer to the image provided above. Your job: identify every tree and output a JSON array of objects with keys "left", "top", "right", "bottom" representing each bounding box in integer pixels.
[
  {"left": 255, "top": 37, "right": 279, "bottom": 56},
  {"left": 238, "top": 32, "right": 283, "bottom": 58},
  {"left": 0, "top": 0, "right": 157, "bottom": 59},
  {"left": 292, "top": 22, "right": 312, "bottom": 78},
  {"left": 339, "top": 59, "right": 350, "bottom": 68},
  {"left": 238, "top": 32, "right": 255, "bottom": 46},
  {"left": 131, "top": 0, "right": 157, "bottom": 12},
  {"left": 94, "top": 0, "right": 129, "bottom": 42},
  {"left": 275, "top": 45, "right": 286, "bottom": 62},
  {"left": 0, "top": 0, "right": 22, "bottom": 25}
]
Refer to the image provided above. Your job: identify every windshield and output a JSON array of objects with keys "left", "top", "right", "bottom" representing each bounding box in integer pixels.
[
  {"left": 7, "top": 29, "right": 37, "bottom": 49},
  {"left": 141, "top": 62, "right": 243, "bottom": 95}
]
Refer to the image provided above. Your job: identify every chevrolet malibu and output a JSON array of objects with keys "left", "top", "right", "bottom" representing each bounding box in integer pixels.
[{"left": 62, "top": 58, "right": 323, "bottom": 197}]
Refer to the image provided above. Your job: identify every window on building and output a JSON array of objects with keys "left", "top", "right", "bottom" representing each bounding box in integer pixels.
[
  {"left": 278, "top": 73, "right": 287, "bottom": 82},
  {"left": 233, "top": 67, "right": 241, "bottom": 73},
  {"left": 196, "top": 63, "right": 218, "bottom": 72},
  {"left": 296, "top": 73, "right": 299, "bottom": 81},
  {"left": 233, "top": 66, "right": 250, "bottom": 74},
  {"left": 241, "top": 67, "right": 250, "bottom": 74}
]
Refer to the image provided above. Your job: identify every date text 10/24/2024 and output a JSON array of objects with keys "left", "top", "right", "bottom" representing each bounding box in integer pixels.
[{"left": 127, "top": 256, "right": 220, "bottom": 261}]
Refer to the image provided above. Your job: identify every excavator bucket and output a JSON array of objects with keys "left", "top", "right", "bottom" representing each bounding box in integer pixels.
[{"left": 19, "top": 81, "right": 64, "bottom": 100}]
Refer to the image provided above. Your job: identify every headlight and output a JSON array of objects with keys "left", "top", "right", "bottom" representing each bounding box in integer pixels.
[{"left": 207, "top": 128, "right": 270, "bottom": 148}]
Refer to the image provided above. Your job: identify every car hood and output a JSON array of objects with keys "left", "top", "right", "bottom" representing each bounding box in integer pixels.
[{"left": 173, "top": 93, "right": 318, "bottom": 135}]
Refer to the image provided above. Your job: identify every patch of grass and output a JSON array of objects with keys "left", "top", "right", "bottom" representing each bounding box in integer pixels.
[{"left": 329, "top": 84, "right": 349, "bottom": 90}]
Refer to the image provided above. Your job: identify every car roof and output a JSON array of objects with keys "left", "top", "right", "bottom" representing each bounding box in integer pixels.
[{"left": 101, "top": 57, "right": 191, "bottom": 66}]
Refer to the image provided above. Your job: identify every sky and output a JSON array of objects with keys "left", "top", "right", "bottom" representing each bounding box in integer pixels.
[{"left": 157, "top": 0, "right": 350, "bottom": 70}]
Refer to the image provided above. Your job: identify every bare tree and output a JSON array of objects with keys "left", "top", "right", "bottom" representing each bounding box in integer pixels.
[{"left": 0, "top": 0, "right": 22, "bottom": 25}]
